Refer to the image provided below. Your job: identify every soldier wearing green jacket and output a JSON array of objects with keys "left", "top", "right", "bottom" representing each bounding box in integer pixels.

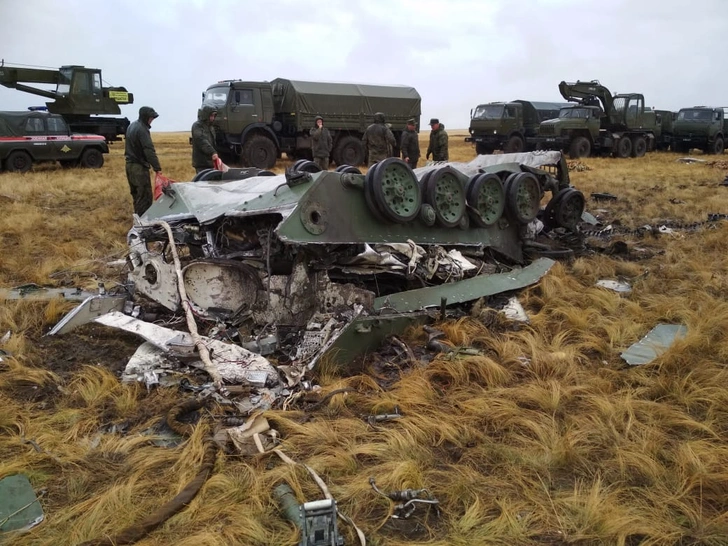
[
  {"left": 191, "top": 105, "right": 219, "bottom": 173},
  {"left": 125, "top": 106, "right": 162, "bottom": 216},
  {"left": 400, "top": 118, "right": 420, "bottom": 169},
  {"left": 362, "top": 112, "right": 396, "bottom": 167},
  {"left": 310, "top": 115, "right": 333, "bottom": 170},
  {"left": 426, "top": 118, "right": 449, "bottom": 162}
]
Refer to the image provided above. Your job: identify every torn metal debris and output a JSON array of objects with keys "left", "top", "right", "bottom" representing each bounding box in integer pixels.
[
  {"left": 621, "top": 324, "right": 688, "bottom": 366},
  {"left": 596, "top": 279, "right": 632, "bottom": 294},
  {"left": 0, "top": 474, "right": 45, "bottom": 533},
  {"left": 369, "top": 477, "right": 440, "bottom": 520}
]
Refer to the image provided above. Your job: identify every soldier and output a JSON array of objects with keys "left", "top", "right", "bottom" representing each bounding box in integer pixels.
[
  {"left": 191, "top": 105, "right": 219, "bottom": 173},
  {"left": 400, "top": 118, "right": 420, "bottom": 169},
  {"left": 426, "top": 118, "right": 449, "bottom": 162},
  {"left": 125, "top": 106, "right": 162, "bottom": 216},
  {"left": 362, "top": 112, "right": 396, "bottom": 167},
  {"left": 310, "top": 115, "right": 333, "bottom": 170}
]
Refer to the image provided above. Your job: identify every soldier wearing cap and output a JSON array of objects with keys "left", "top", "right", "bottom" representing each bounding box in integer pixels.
[
  {"left": 125, "top": 106, "right": 163, "bottom": 215},
  {"left": 426, "top": 117, "right": 448, "bottom": 162},
  {"left": 400, "top": 118, "right": 420, "bottom": 169},
  {"left": 310, "top": 115, "right": 333, "bottom": 170}
]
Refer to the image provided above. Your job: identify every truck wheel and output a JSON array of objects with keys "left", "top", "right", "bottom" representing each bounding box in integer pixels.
[
  {"left": 243, "top": 135, "right": 277, "bottom": 169},
  {"left": 334, "top": 136, "right": 365, "bottom": 166},
  {"left": 80, "top": 148, "right": 104, "bottom": 169},
  {"left": 475, "top": 142, "right": 492, "bottom": 155},
  {"left": 568, "top": 137, "right": 591, "bottom": 159},
  {"left": 631, "top": 136, "right": 647, "bottom": 158},
  {"left": 710, "top": 137, "right": 724, "bottom": 155},
  {"left": 5, "top": 150, "right": 32, "bottom": 173},
  {"left": 504, "top": 135, "right": 525, "bottom": 154},
  {"left": 615, "top": 137, "right": 632, "bottom": 158}
]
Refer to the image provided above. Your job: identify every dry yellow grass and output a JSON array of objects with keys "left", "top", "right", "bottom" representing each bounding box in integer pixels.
[{"left": 2, "top": 132, "right": 728, "bottom": 545}]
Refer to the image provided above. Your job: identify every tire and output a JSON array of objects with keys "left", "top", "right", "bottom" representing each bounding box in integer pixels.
[
  {"left": 242, "top": 135, "right": 277, "bottom": 169},
  {"left": 5, "top": 150, "right": 32, "bottom": 173},
  {"left": 504, "top": 135, "right": 525, "bottom": 154},
  {"left": 475, "top": 142, "right": 492, "bottom": 155},
  {"left": 615, "top": 137, "right": 632, "bottom": 158},
  {"left": 80, "top": 148, "right": 104, "bottom": 169},
  {"left": 631, "top": 136, "right": 647, "bottom": 158},
  {"left": 568, "top": 136, "right": 591, "bottom": 159},
  {"left": 333, "top": 135, "right": 365, "bottom": 166},
  {"left": 710, "top": 137, "right": 724, "bottom": 155}
]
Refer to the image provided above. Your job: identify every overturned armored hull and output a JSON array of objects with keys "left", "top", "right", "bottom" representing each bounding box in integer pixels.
[{"left": 53, "top": 152, "right": 584, "bottom": 378}]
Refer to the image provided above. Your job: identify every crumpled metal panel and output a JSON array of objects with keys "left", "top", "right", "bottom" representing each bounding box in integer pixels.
[
  {"left": 620, "top": 324, "right": 688, "bottom": 366},
  {"left": 415, "top": 151, "right": 563, "bottom": 178},
  {"left": 0, "top": 474, "right": 44, "bottom": 532},
  {"left": 373, "top": 257, "right": 554, "bottom": 313}
]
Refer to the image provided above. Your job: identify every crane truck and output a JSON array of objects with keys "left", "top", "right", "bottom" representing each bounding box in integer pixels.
[
  {"left": 538, "top": 80, "right": 657, "bottom": 159},
  {"left": 201, "top": 78, "right": 421, "bottom": 169},
  {"left": 0, "top": 61, "right": 133, "bottom": 142}
]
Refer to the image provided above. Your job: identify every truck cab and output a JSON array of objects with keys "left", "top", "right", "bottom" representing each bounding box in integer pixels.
[{"left": 672, "top": 107, "right": 726, "bottom": 154}]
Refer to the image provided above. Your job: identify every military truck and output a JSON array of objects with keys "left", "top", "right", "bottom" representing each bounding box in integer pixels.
[
  {"left": 538, "top": 80, "right": 657, "bottom": 159},
  {"left": 465, "top": 100, "right": 567, "bottom": 154},
  {"left": 672, "top": 106, "right": 726, "bottom": 154},
  {"left": 653, "top": 109, "right": 675, "bottom": 151},
  {"left": 0, "top": 110, "right": 108, "bottom": 172},
  {"left": 201, "top": 78, "right": 421, "bottom": 169}
]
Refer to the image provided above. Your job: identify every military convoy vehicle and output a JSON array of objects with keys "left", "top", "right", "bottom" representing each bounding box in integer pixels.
[
  {"left": 201, "top": 78, "right": 421, "bottom": 169},
  {"left": 465, "top": 100, "right": 567, "bottom": 154},
  {"left": 672, "top": 106, "right": 726, "bottom": 154},
  {"left": 0, "top": 110, "right": 108, "bottom": 172},
  {"left": 50, "top": 152, "right": 585, "bottom": 370},
  {"left": 0, "top": 62, "right": 133, "bottom": 142},
  {"left": 538, "top": 80, "right": 657, "bottom": 159}
]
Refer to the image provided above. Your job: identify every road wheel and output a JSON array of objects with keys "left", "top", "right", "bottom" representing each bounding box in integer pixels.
[
  {"left": 504, "top": 135, "right": 525, "bottom": 154},
  {"left": 631, "top": 136, "right": 647, "bottom": 158},
  {"left": 568, "top": 136, "right": 591, "bottom": 159},
  {"left": 80, "top": 148, "right": 104, "bottom": 169},
  {"left": 5, "top": 150, "right": 32, "bottom": 173},
  {"left": 475, "top": 142, "right": 492, "bottom": 155},
  {"left": 615, "top": 137, "right": 632, "bottom": 158},
  {"left": 334, "top": 136, "right": 365, "bottom": 166},
  {"left": 242, "top": 135, "right": 277, "bottom": 169},
  {"left": 504, "top": 172, "right": 541, "bottom": 224},
  {"left": 710, "top": 137, "right": 725, "bottom": 155}
]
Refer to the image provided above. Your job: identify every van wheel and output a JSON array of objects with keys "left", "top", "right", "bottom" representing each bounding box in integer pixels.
[
  {"left": 5, "top": 150, "right": 32, "bottom": 173},
  {"left": 242, "top": 135, "right": 277, "bottom": 169},
  {"left": 504, "top": 135, "right": 525, "bottom": 153},
  {"left": 80, "top": 148, "right": 104, "bottom": 169},
  {"left": 568, "top": 136, "right": 591, "bottom": 159},
  {"left": 334, "top": 136, "right": 365, "bottom": 166}
]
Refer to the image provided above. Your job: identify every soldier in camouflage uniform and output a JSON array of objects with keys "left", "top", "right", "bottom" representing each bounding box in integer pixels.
[
  {"left": 399, "top": 118, "right": 420, "bottom": 169},
  {"left": 310, "top": 115, "right": 333, "bottom": 170},
  {"left": 426, "top": 118, "right": 449, "bottom": 162},
  {"left": 125, "top": 106, "right": 162, "bottom": 216},
  {"left": 362, "top": 112, "right": 396, "bottom": 167},
  {"left": 191, "top": 105, "right": 219, "bottom": 173}
]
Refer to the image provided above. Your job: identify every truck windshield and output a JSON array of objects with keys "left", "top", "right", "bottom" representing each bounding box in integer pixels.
[
  {"left": 57, "top": 68, "right": 72, "bottom": 96},
  {"left": 472, "top": 105, "right": 504, "bottom": 120},
  {"left": 203, "top": 87, "right": 229, "bottom": 108},
  {"left": 559, "top": 108, "right": 590, "bottom": 119},
  {"left": 677, "top": 109, "right": 713, "bottom": 121}
]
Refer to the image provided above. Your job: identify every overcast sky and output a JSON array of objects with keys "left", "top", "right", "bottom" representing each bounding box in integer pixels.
[{"left": 1, "top": 0, "right": 726, "bottom": 131}]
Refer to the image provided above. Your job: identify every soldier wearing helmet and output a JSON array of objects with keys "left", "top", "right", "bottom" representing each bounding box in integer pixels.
[
  {"left": 310, "top": 115, "right": 333, "bottom": 170},
  {"left": 191, "top": 104, "right": 219, "bottom": 173},
  {"left": 362, "top": 112, "right": 396, "bottom": 167}
]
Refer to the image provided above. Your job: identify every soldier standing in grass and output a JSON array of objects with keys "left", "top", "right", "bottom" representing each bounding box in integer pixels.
[
  {"left": 125, "top": 106, "right": 162, "bottom": 216},
  {"left": 362, "top": 112, "right": 396, "bottom": 167},
  {"left": 426, "top": 118, "right": 449, "bottom": 162},
  {"left": 400, "top": 118, "right": 420, "bottom": 169},
  {"left": 310, "top": 115, "right": 333, "bottom": 170},
  {"left": 191, "top": 105, "right": 219, "bottom": 173}
]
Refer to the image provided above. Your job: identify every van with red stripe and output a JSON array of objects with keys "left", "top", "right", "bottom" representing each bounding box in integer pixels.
[{"left": 0, "top": 110, "right": 109, "bottom": 172}]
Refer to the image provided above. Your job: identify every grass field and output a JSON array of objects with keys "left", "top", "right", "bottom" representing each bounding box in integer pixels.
[{"left": 2, "top": 132, "right": 728, "bottom": 545}]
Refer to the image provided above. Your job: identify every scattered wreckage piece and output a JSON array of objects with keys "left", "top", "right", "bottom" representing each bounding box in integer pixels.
[
  {"left": 620, "top": 324, "right": 688, "bottom": 366},
  {"left": 369, "top": 477, "right": 440, "bottom": 520},
  {"left": 596, "top": 279, "right": 632, "bottom": 294},
  {"left": 0, "top": 474, "right": 45, "bottom": 533},
  {"left": 274, "top": 483, "right": 345, "bottom": 546},
  {"left": 0, "top": 284, "right": 96, "bottom": 303}
]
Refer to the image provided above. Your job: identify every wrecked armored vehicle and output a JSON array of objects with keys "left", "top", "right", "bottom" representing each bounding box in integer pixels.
[{"left": 52, "top": 152, "right": 584, "bottom": 386}]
